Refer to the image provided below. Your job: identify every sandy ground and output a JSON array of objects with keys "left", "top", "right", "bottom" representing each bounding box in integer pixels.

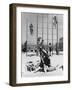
[{"left": 21, "top": 51, "right": 63, "bottom": 77}]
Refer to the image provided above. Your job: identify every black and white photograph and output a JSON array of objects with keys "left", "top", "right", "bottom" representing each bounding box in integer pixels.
[
  {"left": 9, "top": 4, "right": 70, "bottom": 86},
  {"left": 21, "top": 13, "right": 63, "bottom": 77}
]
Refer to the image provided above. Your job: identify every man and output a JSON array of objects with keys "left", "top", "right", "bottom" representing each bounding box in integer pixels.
[
  {"left": 37, "top": 37, "right": 51, "bottom": 72},
  {"left": 22, "top": 41, "right": 27, "bottom": 52},
  {"left": 49, "top": 43, "right": 52, "bottom": 56}
]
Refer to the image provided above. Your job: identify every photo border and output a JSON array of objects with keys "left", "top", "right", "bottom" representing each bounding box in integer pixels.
[{"left": 9, "top": 3, "right": 70, "bottom": 86}]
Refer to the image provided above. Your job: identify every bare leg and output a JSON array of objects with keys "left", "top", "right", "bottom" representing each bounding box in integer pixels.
[{"left": 46, "top": 65, "right": 59, "bottom": 72}]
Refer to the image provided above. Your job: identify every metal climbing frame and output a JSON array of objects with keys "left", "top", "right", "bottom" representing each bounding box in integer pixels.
[{"left": 26, "top": 13, "right": 63, "bottom": 55}]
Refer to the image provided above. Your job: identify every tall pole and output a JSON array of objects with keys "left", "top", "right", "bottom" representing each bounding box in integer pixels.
[
  {"left": 37, "top": 14, "right": 38, "bottom": 44},
  {"left": 47, "top": 14, "right": 48, "bottom": 53},
  {"left": 56, "top": 16, "right": 59, "bottom": 55},
  {"left": 26, "top": 18, "right": 28, "bottom": 56},
  {"left": 42, "top": 14, "right": 43, "bottom": 40},
  {"left": 37, "top": 14, "right": 38, "bottom": 55},
  {"left": 52, "top": 15, "right": 53, "bottom": 54}
]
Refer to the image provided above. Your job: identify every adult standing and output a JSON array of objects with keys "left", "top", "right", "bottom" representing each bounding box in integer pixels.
[{"left": 49, "top": 43, "right": 52, "bottom": 56}]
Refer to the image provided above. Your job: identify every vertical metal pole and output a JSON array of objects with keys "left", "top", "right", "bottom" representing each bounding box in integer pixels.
[
  {"left": 57, "top": 16, "right": 59, "bottom": 55},
  {"left": 42, "top": 14, "right": 43, "bottom": 40},
  {"left": 37, "top": 14, "right": 38, "bottom": 44},
  {"left": 26, "top": 18, "right": 28, "bottom": 56},
  {"left": 47, "top": 14, "right": 48, "bottom": 53},
  {"left": 52, "top": 15, "right": 53, "bottom": 55},
  {"left": 37, "top": 14, "right": 38, "bottom": 55}
]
